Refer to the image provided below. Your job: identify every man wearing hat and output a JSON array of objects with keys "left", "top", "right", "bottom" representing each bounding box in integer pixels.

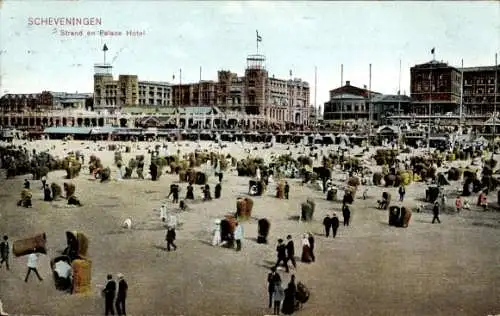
[
  {"left": 115, "top": 273, "right": 128, "bottom": 316},
  {"left": 103, "top": 274, "right": 116, "bottom": 316}
]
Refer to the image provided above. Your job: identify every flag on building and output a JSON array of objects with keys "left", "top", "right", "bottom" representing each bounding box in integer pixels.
[
  {"left": 431, "top": 47, "right": 435, "bottom": 54},
  {"left": 256, "top": 30, "right": 262, "bottom": 42},
  {"left": 289, "top": 70, "right": 292, "bottom": 77},
  {"left": 103, "top": 44, "right": 108, "bottom": 51},
  {"left": 172, "top": 74, "right": 175, "bottom": 80}
]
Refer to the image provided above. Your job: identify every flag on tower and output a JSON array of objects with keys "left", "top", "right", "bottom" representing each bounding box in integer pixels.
[
  {"left": 289, "top": 70, "right": 292, "bottom": 77},
  {"left": 103, "top": 44, "right": 108, "bottom": 51},
  {"left": 431, "top": 47, "right": 435, "bottom": 54},
  {"left": 172, "top": 74, "right": 175, "bottom": 80},
  {"left": 256, "top": 30, "right": 262, "bottom": 42}
]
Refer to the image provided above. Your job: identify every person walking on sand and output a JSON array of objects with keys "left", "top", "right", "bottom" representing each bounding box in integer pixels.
[
  {"left": 323, "top": 215, "right": 332, "bottom": 237},
  {"left": 284, "top": 182, "right": 290, "bottom": 200},
  {"left": 331, "top": 213, "right": 340, "bottom": 238},
  {"left": 24, "top": 251, "right": 43, "bottom": 282},
  {"left": 166, "top": 226, "right": 177, "bottom": 251},
  {"left": 308, "top": 232, "right": 315, "bottom": 262},
  {"left": 285, "top": 235, "right": 297, "bottom": 270},
  {"left": 212, "top": 219, "right": 222, "bottom": 246},
  {"left": 273, "top": 280, "right": 285, "bottom": 315},
  {"left": 267, "top": 267, "right": 281, "bottom": 309},
  {"left": 115, "top": 273, "right": 128, "bottom": 316},
  {"left": 274, "top": 239, "right": 289, "bottom": 273},
  {"left": 398, "top": 185, "right": 406, "bottom": 202},
  {"left": 342, "top": 203, "right": 351, "bottom": 227},
  {"left": 103, "top": 274, "right": 116, "bottom": 316},
  {"left": 0, "top": 236, "right": 9, "bottom": 271},
  {"left": 432, "top": 202, "right": 441, "bottom": 224},
  {"left": 234, "top": 222, "right": 243, "bottom": 251}
]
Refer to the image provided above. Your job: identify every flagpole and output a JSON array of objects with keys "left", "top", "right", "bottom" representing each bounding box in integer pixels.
[
  {"left": 199, "top": 66, "right": 202, "bottom": 106},
  {"left": 493, "top": 53, "right": 498, "bottom": 156},
  {"left": 369, "top": 63, "right": 372, "bottom": 139},
  {"left": 460, "top": 59, "right": 464, "bottom": 131},
  {"left": 340, "top": 64, "right": 343, "bottom": 133},
  {"left": 256, "top": 30, "right": 259, "bottom": 54},
  {"left": 314, "top": 66, "right": 317, "bottom": 126},
  {"left": 428, "top": 63, "right": 432, "bottom": 150},
  {"left": 398, "top": 59, "right": 402, "bottom": 127}
]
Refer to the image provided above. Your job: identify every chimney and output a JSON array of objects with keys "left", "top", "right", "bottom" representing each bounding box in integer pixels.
[{"left": 346, "top": 81, "right": 350, "bottom": 86}]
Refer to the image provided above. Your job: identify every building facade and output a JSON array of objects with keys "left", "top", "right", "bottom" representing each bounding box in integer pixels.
[
  {"left": 170, "top": 55, "right": 310, "bottom": 125},
  {"left": 323, "top": 81, "right": 381, "bottom": 122},
  {"left": 463, "top": 65, "right": 500, "bottom": 115},
  {"left": 138, "top": 81, "right": 172, "bottom": 107},
  {"left": 0, "top": 91, "right": 93, "bottom": 113},
  {"left": 93, "top": 64, "right": 172, "bottom": 110},
  {"left": 410, "top": 60, "right": 461, "bottom": 115},
  {"left": 371, "top": 94, "right": 412, "bottom": 123}
]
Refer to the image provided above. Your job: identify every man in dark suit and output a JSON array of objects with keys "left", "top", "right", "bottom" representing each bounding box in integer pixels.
[
  {"left": 115, "top": 273, "right": 128, "bottom": 316},
  {"left": 331, "top": 213, "right": 340, "bottom": 238},
  {"left": 103, "top": 274, "right": 117, "bottom": 315},
  {"left": 323, "top": 215, "right": 331, "bottom": 237},
  {"left": 285, "top": 235, "right": 296, "bottom": 270},
  {"left": 274, "top": 239, "right": 288, "bottom": 272},
  {"left": 342, "top": 203, "right": 351, "bottom": 226},
  {"left": 267, "top": 267, "right": 281, "bottom": 308}
]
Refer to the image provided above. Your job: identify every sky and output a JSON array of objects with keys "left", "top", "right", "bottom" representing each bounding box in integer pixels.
[{"left": 0, "top": 1, "right": 499, "bottom": 108}]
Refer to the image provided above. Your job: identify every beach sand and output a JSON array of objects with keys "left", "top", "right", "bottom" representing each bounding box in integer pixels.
[{"left": 0, "top": 140, "right": 499, "bottom": 316}]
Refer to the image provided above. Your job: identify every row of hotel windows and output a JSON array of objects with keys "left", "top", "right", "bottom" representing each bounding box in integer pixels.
[{"left": 464, "top": 79, "right": 497, "bottom": 85}]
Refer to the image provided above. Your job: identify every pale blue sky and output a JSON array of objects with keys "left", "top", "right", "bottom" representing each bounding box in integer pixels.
[{"left": 1, "top": 1, "right": 499, "bottom": 107}]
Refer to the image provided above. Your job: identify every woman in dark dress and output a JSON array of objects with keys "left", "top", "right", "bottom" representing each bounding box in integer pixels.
[{"left": 281, "top": 275, "right": 297, "bottom": 315}]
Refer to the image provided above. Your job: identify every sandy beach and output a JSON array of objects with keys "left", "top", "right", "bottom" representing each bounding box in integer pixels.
[{"left": 0, "top": 139, "right": 499, "bottom": 316}]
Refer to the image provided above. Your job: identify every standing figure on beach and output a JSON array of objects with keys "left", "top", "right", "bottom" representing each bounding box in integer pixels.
[
  {"left": 160, "top": 204, "right": 167, "bottom": 222},
  {"left": 398, "top": 186, "right": 406, "bottom": 201},
  {"left": 212, "top": 219, "right": 222, "bottom": 246},
  {"left": 0, "top": 236, "right": 9, "bottom": 270},
  {"left": 455, "top": 196, "right": 462, "bottom": 213},
  {"left": 308, "top": 233, "right": 315, "bottom": 262},
  {"left": 115, "top": 273, "right": 128, "bottom": 316},
  {"left": 323, "top": 215, "right": 331, "bottom": 237},
  {"left": 301, "top": 234, "right": 312, "bottom": 263},
  {"left": 267, "top": 267, "right": 282, "bottom": 309},
  {"left": 234, "top": 222, "right": 243, "bottom": 251},
  {"left": 274, "top": 239, "right": 288, "bottom": 272},
  {"left": 185, "top": 184, "right": 194, "bottom": 200},
  {"left": 432, "top": 202, "right": 441, "bottom": 224},
  {"left": 24, "top": 251, "right": 43, "bottom": 282},
  {"left": 103, "top": 274, "right": 116, "bottom": 316},
  {"left": 168, "top": 185, "right": 179, "bottom": 204},
  {"left": 331, "top": 213, "right": 340, "bottom": 238},
  {"left": 214, "top": 183, "right": 222, "bottom": 199},
  {"left": 285, "top": 235, "right": 296, "bottom": 270},
  {"left": 284, "top": 182, "right": 290, "bottom": 200},
  {"left": 342, "top": 203, "right": 351, "bottom": 226},
  {"left": 166, "top": 226, "right": 177, "bottom": 251}
]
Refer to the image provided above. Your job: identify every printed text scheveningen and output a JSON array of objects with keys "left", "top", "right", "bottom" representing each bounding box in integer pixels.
[{"left": 28, "top": 17, "right": 102, "bottom": 26}]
